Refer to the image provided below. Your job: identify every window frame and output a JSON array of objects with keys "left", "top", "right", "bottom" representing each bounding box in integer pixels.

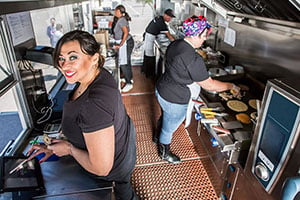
[
  {"left": 0, "top": 15, "right": 33, "bottom": 156},
  {"left": 0, "top": 17, "right": 17, "bottom": 97}
]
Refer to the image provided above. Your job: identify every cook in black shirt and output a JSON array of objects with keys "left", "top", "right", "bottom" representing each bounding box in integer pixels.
[
  {"left": 155, "top": 16, "right": 240, "bottom": 164},
  {"left": 142, "top": 9, "right": 175, "bottom": 79}
]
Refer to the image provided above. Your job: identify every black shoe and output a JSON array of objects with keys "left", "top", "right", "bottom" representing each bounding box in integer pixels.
[{"left": 158, "top": 143, "right": 181, "bottom": 164}]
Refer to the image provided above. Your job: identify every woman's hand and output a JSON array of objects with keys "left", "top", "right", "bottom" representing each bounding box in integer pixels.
[
  {"left": 230, "top": 84, "right": 241, "bottom": 98},
  {"left": 26, "top": 143, "right": 54, "bottom": 163},
  {"left": 113, "top": 44, "right": 121, "bottom": 50},
  {"left": 47, "top": 139, "right": 72, "bottom": 157},
  {"left": 26, "top": 139, "right": 72, "bottom": 163}
]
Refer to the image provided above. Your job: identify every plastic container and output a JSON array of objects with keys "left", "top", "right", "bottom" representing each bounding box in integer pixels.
[
  {"left": 195, "top": 113, "right": 203, "bottom": 120},
  {"left": 35, "top": 152, "right": 59, "bottom": 162},
  {"left": 208, "top": 68, "right": 228, "bottom": 77},
  {"left": 224, "top": 65, "right": 244, "bottom": 75}
]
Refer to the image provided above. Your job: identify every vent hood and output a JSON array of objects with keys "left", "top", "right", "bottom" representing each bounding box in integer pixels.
[
  {"left": 289, "top": 0, "right": 300, "bottom": 11},
  {"left": 214, "top": 0, "right": 300, "bottom": 22},
  {"left": 197, "top": 0, "right": 300, "bottom": 22}
]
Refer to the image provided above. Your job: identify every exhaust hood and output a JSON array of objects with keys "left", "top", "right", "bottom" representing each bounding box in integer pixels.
[
  {"left": 213, "top": 0, "right": 300, "bottom": 22},
  {"left": 289, "top": 0, "right": 300, "bottom": 11}
]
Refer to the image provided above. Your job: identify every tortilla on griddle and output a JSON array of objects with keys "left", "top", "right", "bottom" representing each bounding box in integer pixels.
[
  {"left": 248, "top": 99, "right": 258, "bottom": 110},
  {"left": 227, "top": 100, "right": 248, "bottom": 112},
  {"left": 236, "top": 113, "right": 251, "bottom": 124}
]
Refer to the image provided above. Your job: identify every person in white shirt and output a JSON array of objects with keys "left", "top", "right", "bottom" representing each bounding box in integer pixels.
[
  {"left": 47, "top": 18, "right": 56, "bottom": 47},
  {"left": 52, "top": 24, "right": 63, "bottom": 48}
]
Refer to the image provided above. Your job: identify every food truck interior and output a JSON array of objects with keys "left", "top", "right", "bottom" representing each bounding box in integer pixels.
[{"left": 0, "top": 0, "right": 299, "bottom": 199}]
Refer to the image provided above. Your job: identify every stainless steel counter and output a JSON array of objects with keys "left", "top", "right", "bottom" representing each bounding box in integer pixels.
[
  {"left": 103, "top": 55, "right": 119, "bottom": 91},
  {"left": 34, "top": 156, "right": 113, "bottom": 200},
  {"left": 153, "top": 38, "right": 170, "bottom": 77}
]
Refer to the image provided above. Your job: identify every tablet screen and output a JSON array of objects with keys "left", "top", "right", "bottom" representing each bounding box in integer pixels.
[{"left": 0, "top": 157, "right": 44, "bottom": 193}]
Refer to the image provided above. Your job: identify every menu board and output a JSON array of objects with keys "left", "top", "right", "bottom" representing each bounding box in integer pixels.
[{"left": 6, "top": 11, "right": 34, "bottom": 46}]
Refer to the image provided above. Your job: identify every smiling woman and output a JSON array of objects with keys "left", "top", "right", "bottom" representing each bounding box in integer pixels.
[
  {"left": 56, "top": 41, "right": 100, "bottom": 85},
  {"left": 53, "top": 31, "right": 104, "bottom": 99},
  {"left": 28, "top": 30, "right": 138, "bottom": 200}
]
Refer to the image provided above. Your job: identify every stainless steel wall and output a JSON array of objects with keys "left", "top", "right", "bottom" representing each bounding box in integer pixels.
[
  {"left": 0, "top": 0, "right": 86, "bottom": 15},
  {"left": 216, "top": 20, "right": 300, "bottom": 83},
  {"left": 174, "top": 3, "right": 300, "bottom": 83}
]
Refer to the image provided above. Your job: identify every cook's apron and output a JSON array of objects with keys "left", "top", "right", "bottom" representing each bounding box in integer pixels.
[
  {"left": 185, "top": 82, "right": 201, "bottom": 128},
  {"left": 116, "top": 39, "right": 128, "bottom": 65},
  {"left": 144, "top": 32, "right": 156, "bottom": 57}
]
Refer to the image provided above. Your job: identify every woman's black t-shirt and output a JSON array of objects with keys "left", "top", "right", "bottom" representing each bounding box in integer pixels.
[
  {"left": 62, "top": 68, "right": 131, "bottom": 179},
  {"left": 156, "top": 39, "right": 209, "bottom": 104}
]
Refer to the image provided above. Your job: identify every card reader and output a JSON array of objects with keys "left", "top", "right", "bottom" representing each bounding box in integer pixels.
[{"left": 43, "top": 123, "right": 61, "bottom": 134}]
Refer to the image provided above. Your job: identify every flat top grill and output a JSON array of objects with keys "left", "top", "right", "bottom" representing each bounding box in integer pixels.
[{"left": 199, "top": 74, "right": 265, "bottom": 166}]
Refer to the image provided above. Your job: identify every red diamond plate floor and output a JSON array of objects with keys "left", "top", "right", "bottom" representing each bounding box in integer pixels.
[{"left": 122, "top": 66, "right": 219, "bottom": 199}]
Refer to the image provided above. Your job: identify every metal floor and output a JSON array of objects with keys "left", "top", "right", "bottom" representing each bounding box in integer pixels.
[{"left": 122, "top": 66, "right": 219, "bottom": 200}]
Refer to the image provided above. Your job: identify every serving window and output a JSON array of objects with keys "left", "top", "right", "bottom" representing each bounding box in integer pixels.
[
  {"left": 0, "top": 24, "right": 16, "bottom": 96},
  {"left": 0, "top": 16, "right": 30, "bottom": 156}
]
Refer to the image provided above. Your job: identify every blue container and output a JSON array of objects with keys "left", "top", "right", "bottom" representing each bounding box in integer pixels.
[
  {"left": 210, "top": 138, "right": 219, "bottom": 147},
  {"left": 35, "top": 152, "right": 59, "bottom": 162},
  {"left": 195, "top": 113, "right": 203, "bottom": 120}
]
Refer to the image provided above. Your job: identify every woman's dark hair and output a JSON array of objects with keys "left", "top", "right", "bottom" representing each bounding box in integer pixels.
[
  {"left": 53, "top": 30, "right": 105, "bottom": 69},
  {"left": 115, "top": 5, "right": 131, "bottom": 21},
  {"left": 111, "top": 16, "right": 118, "bottom": 34}
]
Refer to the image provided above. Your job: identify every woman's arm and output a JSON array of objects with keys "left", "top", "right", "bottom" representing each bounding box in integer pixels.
[
  {"left": 165, "top": 32, "right": 175, "bottom": 41},
  {"left": 47, "top": 125, "right": 115, "bottom": 176},
  {"left": 197, "top": 77, "right": 234, "bottom": 92},
  {"left": 70, "top": 125, "right": 115, "bottom": 176}
]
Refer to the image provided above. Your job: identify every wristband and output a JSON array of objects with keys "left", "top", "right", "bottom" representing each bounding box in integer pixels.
[{"left": 69, "top": 143, "right": 74, "bottom": 156}]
